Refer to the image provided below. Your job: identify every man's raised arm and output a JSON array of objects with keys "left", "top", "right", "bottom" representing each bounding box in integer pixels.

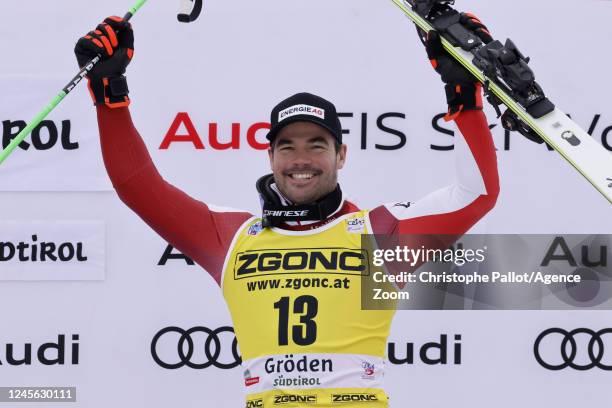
[
  {"left": 76, "top": 17, "right": 252, "bottom": 284},
  {"left": 370, "top": 15, "right": 499, "bottom": 235}
]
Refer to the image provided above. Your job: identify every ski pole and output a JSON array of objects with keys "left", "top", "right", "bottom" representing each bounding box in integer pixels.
[{"left": 0, "top": 0, "right": 148, "bottom": 166}]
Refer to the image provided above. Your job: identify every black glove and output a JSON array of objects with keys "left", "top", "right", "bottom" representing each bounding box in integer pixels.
[
  {"left": 74, "top": 16, "right": 134, "bottom": 108},
  {"left": 419, "top": 13, "right": 493, "bottom": 120}
]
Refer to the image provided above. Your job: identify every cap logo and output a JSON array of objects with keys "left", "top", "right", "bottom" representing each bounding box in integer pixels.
[{"left": 278, "top": 104, "right": 325, "bottom": 122}]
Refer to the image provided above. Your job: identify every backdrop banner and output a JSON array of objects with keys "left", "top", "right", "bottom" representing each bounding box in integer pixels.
[{"left": 0, "top": 0, "right": 610, "bottom": 407}]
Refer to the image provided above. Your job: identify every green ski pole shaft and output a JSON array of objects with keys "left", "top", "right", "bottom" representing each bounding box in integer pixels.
[{"left": 0, "top": 0, "right": 148, "bottom": 166}]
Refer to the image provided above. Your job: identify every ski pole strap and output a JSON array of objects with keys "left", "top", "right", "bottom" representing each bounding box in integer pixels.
[{"left": 102, "top": 76, "right": 130, "bottom": 108}]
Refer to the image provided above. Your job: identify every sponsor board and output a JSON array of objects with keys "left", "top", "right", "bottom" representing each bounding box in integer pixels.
[
  {"left": 534, "top": 328, "right": 612, "bottom": 371},
  {"left": 0, "top": 334, "right": 80, "bottom": 366},
  {"left": 0, "top": 77, "right": 112, "bottom": 191},
  {"left": 151, "top": 326, "right": 241, "bottom": 370},
  {"left": 0, "top": 221, "right": 105, "bottom": 281}
]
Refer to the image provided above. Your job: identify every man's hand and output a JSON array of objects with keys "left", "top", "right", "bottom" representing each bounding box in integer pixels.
[
  {"left": 419, "top": 13, "right": 492, "bottom": 120},
  {"left": 74, "top": 16, "right": 134, "bottom": 108}
]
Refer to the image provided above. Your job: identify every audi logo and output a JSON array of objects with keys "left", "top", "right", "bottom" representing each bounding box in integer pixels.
[
  {"left": 151, "top": 326, "right": 241, "bottom": 369},
  {"left": 534, "top": 328, "right": 612, "bottom": 371}
]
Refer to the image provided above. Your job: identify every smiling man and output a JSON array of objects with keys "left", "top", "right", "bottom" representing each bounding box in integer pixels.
[
  {"left": 76, "top": 14, "right": 499, "bottom": 408},
  {"left": 258, "top": 93, "right": 348, "bottom": 228},
  {"left": 268, "top": 118, "right": 346, "bottom": 206}
]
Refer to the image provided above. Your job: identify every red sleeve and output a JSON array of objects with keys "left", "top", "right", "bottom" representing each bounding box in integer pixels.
[
  {"left": 96, "top": 105, "right": 252, "bottom": 284},
  {"left": 370, "top": 109, "right": 499, "bottom": 235}
]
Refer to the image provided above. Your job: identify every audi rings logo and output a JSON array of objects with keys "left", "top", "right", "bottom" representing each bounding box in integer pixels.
[
  {"left": 151, "top": 326, "right": 241, "bottom": 370},
  {"left": 534, "top": 328, "right": 612, "bottom": 371}
]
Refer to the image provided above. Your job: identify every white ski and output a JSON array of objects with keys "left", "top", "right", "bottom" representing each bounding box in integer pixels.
[{"left": 391, "top": 0, "right": 612, "bottom": 204}]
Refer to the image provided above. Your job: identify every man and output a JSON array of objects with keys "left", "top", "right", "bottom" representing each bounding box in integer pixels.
[{"left": 75, "top": 13, "right": 498, "bottom": 407}]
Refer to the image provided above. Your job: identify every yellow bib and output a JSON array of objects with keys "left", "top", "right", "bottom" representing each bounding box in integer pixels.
[{"left": 222, "top": 211, "right": 396, "bottom": 407}]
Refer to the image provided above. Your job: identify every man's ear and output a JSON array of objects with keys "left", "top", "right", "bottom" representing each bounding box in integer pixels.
[{"left": 336, "top": 144, "right": 348, "bottom": 170}]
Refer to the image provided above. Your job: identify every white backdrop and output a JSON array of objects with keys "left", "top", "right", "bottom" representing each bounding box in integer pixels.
[{"left": 0, "top": 0, "right": 610, "bottom": 407}]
